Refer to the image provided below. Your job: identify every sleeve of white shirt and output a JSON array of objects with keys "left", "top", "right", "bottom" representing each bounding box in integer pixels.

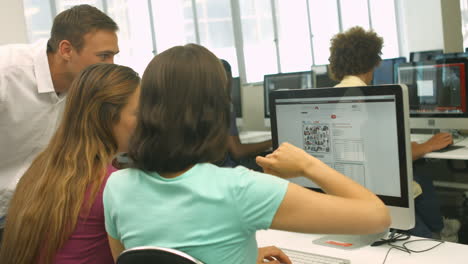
[{"left": 231, "top": 167, "right": 289, "bottom": 234}]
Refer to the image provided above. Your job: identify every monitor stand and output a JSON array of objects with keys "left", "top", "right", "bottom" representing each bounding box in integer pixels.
[{"left": 312, "top": 229, "right": 389, "bottom": 250}]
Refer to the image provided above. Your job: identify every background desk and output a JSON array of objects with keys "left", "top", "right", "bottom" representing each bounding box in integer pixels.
[
  {"left": 421, "top": 138, "right": 468, "bottom": 160},
  {"left": 257, "top": 229, "right": 468, "bottom": 263},
  {"left": 239, "top": 130, "right": 272, "bottom": 144}
]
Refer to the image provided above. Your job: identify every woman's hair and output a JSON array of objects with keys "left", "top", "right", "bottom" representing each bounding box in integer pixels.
[
  {"left": 0, "top": 64, "right": 140, "bottom": 264},
  {"left": 328, "top": 26, "right": 383, "bottom": 81},
  {"left": 129, "top": 44, "right": 230, "bottom": 173}
]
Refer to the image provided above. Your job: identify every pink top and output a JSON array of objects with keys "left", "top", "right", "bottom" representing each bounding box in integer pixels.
[{"left": 53, "top": 165, "right": 117, "bottom": 264}]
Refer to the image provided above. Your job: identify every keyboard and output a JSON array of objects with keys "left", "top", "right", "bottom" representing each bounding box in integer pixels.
[
  {"left": 280, "top": 248, "right": 351, "bottom": 264},
  {"left": 432, "top": 144, "right": 465, "bottom": 152}
]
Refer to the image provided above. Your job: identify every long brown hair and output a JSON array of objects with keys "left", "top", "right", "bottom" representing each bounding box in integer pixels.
[
  {"left": 0, "top": 64, "right": 140, "bottom": 264},
  {"left": 129, "top": 44, "right": 230, "bottom": 173}
]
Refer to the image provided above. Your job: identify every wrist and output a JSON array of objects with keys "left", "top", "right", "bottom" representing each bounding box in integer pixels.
[{"left": 423, "top": 142, "right": 433, "bottom": 153}]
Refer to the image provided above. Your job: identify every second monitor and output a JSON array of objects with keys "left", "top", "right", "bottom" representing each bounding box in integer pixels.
[
  {"left": 396, "top": 58, "right": 468, "bottom": 130},
  {"left": 231, "top": 77, "right": 242, "bottom": 127},
  {"left": 263, "top": 71, "right": 313, "bottom": 127}
]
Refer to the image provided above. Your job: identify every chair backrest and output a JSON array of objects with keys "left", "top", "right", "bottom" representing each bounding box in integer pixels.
[{"left": 116, "top": 246, "right": 205, "bottom": 264}]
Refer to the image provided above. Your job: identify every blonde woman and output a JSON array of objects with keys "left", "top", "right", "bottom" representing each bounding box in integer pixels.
[{"left": 0, "top": 63, "right": 140, "bottom": 264}]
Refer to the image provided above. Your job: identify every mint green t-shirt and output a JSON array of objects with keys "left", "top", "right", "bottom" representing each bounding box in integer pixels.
[{"left": 103, "top": 163, "right": 288, "bottom": 264}]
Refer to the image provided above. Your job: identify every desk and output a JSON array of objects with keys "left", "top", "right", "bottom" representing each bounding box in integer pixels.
[
  {"left": 410, "top": 134, "right": 468, "bottom": 160},
  {"left": 256, "top": 229, "right": 468, "bottom": 263},
  {"left": 239, "top": 130, "right": 272, "bottom": 144},
  {"left": 410, "top": 135, "right": 468, "bottom": 189},
  {"left": 422, "top": 138, "right": 468, "bottom": 160}
]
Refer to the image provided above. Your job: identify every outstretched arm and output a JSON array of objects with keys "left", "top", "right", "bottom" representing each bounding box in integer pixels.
[
  {"left": 411, "top": 132, "right": 452, "bottom": 160},
  {"left": 256, "top": 143, "right": 391, "bottom": 235},
  {"left": 228, "top": 135, "right": 272, "bottom": 160}
]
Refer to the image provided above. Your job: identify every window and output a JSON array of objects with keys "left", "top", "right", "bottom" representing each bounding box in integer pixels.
[
  {"left": 55, "top": 0, "right": 103, "bottom": 12},
  {"left": 107, "top": 0, "right": 153, "bottom": 75},
  {"left": 196, "top": 0, "right": 239, "bottom": 77},
  {"left": 22, "top": 0, "right": 401, "bottom": 83},
  {"left": 308, "top": 0, "right": 340, "bottom": 65},
  {"left": 369, "top": 0, "right": 399, "bottom": 59},
  {"left": 276, "top": 0, "right": 312, "bottom": 73},
  {"left": 23, "top": 0, "right": 53, "bottom": 42},
  {"left": 340, "top": 0, "right": 370, "bottom": 31},
  {"left": 461, "top": 0, "right": 468, "bottom": 49},
  {"left": 150, "top": 0, "right": 196, "bottom": 54},
  {"left": 239, "top": 0, "right": 277, "bottom": 82}
]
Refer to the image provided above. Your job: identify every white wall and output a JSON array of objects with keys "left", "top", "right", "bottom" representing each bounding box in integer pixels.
[
  {"left": 240, "top": 83, "right": 269, "bottom": 132},
  {"left": 398, "top": 0, "right": 463, "bottom": 54},
  {"left": 0, "top": 0, "right": 28, "bottom": 45},
  {"left": 400, "top": 0, "right": 444, "bottom": 53}
]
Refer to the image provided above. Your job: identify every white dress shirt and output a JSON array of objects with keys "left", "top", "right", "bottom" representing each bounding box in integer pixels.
[{"left": 0, "top": 40, "right": 65, "bottom": 224}]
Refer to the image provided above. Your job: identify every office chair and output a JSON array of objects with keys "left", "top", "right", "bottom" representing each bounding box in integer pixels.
[{"left": 116, "top": 246, "right": 205, "bottom": 264}]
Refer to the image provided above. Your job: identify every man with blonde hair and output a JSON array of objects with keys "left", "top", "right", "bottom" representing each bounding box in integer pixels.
[{"left": 0, "top": 4, "right": 120, "bottom": 238}]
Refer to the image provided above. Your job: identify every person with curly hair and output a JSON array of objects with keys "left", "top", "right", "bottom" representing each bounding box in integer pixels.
[
  {"left": 329, "top": 26, "right": 383, "bottom": 86},
  {"left": 328, "top": 26, "right": 452, "bottom": 239}
]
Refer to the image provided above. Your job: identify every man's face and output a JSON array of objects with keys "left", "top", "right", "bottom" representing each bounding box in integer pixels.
[{"left": 69, "top": 30, "right": 119, "bottom": 77}]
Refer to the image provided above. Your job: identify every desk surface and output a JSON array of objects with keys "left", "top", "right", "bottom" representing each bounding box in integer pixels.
[
  {"left": 420, "top": 137, "right": 468, "bottom": 160},
  {"left": 239, "top": 130, "right": 272, "bottom": 144},
  {"left": 257, "top": 229, "right": 468, "bottom": 264},
  {"left": 239, "top": 131, "right": 468, "bottom": 159}
]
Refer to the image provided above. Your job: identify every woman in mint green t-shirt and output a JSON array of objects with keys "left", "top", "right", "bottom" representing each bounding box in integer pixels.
[{"left": 103, "top": 44, "right": 391, "bottom": 264}]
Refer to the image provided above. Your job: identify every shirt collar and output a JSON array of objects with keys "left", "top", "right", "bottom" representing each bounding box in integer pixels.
[
  {"left": 340, "top": 75, "right": 367, "bottom": 86},
  {"left": 33, "top": 39, "right": 55, "bottom": 94}
]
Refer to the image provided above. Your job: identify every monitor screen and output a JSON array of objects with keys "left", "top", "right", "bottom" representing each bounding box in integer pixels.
[
  {"left": 372, "top": 57, "right": 407, "bottom": 85},
  {"left": 311, "top": 65, "right": 339, "bottom": 88},
  {"left": 396, "top": 59, "right": 468, "bottom": 130},
  {"left": 231, "top": 77, "right": 242, "bottom": 119},
  {"left": 263, "top": 71, "right": 313, "bottom": 119},
  {"left": 409, "top": 49, "right": 443, "bottom": 62},
  {"left": 269, "top": 85, "right": 414, "bottom": 230}
]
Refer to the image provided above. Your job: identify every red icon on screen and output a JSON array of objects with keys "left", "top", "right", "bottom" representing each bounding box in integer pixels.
[{"left": 331, "top": 114, "right": 336, "bottom": 119}]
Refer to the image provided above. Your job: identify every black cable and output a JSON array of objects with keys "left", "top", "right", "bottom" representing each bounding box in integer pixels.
[{"left": 377, "top": 232, "right": 445, "bottom": 264}]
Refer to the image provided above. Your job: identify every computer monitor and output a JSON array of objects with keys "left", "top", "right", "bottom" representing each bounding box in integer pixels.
[
  {"left": 395, "top": 58, "right": 468, "bottom": 130},
  {"left": 409, "top": 49, "right": 443, "bottom": 62},
  {"left": 263, "top": 71, "right": 313, "bottom": 127},
  {"left": 434, "top": 52, "right": 468, "bottom": 60},
  {"left": 372, "top": 57, "right": 407, "bottom": 85},
  {"left": 311, "top": 64, "right": 339, "bottom": 88},
  {"left": 231, "top": 77, "right": 242, "bottom": 127},
  {"left": 269, "top": 85, "right": 414, "bottom": 233}
]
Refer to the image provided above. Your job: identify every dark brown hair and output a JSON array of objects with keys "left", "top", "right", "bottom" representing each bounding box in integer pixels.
[
  {"left": 0, "top": 64, "right": 139, "bottom": 264},
  {"left": 328, "top": 26, "right": 383, "bottom": 81},
  {"left": 129, "top": 44, "right": 230, "bottom": 173},
  {"left": 47, "top": 4, "right": 118, "bottom": 53}
]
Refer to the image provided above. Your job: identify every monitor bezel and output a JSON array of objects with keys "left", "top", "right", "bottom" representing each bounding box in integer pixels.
[
  {"left": 263, "top": 70, "right": 314, "bottom": 118},
  {"left": 372, "top": 57, "right": 407, "bottom": 85},
  {"left": 269, "top": 85, "right": 411, "bottom": 208},
  {"left": 231, "top": 77, "right": 242, "bottom": 119},
  {"left": 409, "top": 49, "right": 443, "bottom": 62}
]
